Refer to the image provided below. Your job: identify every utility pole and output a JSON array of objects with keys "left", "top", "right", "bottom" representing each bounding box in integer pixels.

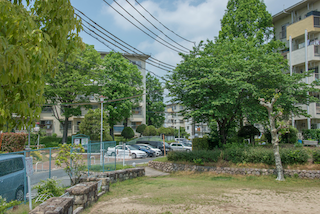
[{"left": 100, "top": 96, "right": 104, "bottom": 165}]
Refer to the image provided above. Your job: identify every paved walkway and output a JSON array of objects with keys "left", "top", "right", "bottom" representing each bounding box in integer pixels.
[{"left": 145, "top": 167, "right": 169, "bottom": 177}]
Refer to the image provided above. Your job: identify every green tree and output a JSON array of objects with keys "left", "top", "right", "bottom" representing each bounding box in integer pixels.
[
  {"left": 143, "top": 125, "right": 158, "bottom": 136},
  {"left": 79, "top": 109, "right": 112, "bottom": 141},
  {"left": 100, "top": 51, "right": 143, "bottom": 140},
  {"left": 136, "top": 124, "right": 147, "bottom": 137},
  {"left": 44, "top": 45, "right": 102, "bottom": 143},
  {"left": 237, "top": 124, "right": 260, "bottom": 146},
  {"left": 174, "top": 127, "right": 190, "bottom": 138},
  {"left": 218, "top": 0, "right": 273, "bottom": 43},
  {"left": 0, "top": 0, "right": 82, "bottom": 130},
  {"left": 146, "top": 73, "right": 166, "bottom": 128},
  {"left": 121, "top": 127, "right": 135, "bottom": 142}
]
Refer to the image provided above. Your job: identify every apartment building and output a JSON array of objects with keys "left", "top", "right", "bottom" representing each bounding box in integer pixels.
[
  {"left": 39, "top": 52, "right": 149, "bottom": 137},
  {"left": 164, "top": 103, "right": 210, "bottom": 139},
  {"left": 273, "top": 0, "right": 320, "bottom": 132}
]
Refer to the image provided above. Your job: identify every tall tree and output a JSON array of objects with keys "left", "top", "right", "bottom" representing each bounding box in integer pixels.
[
  {"left": 79, "top": 109, "right": 112, "bottom": 141},
  {"left": 0, "top": 0, "right": 82, "bottom": 130},
  {"left": 44, "top": 44, "right": 102, "bottom": 143},
  {"left": 100, "top": 52, "right": 143, "bottom": 140},
  {"left": 146, "top": 73, "right": 166, "bottom": 128},
  {"left": 218, "top": 0, "right": 273, "bottom": 43}
]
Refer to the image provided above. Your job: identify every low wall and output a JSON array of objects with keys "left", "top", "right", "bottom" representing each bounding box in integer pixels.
[
  {"left": 80, "top": 167, "right": 145, "bottom": 183},
  {"left": 148, "top": 161, "right": 320, "bottom": 179},
  {"left": 30, "top": 168, "right": 145, "bottom": 214}
]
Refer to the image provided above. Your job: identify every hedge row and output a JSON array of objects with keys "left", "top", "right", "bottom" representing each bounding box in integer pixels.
[
  {"left": 168, "top": 147, "right": 312, "bottom": 165},
  {"left": 167, "top": 150, "right": 221, "bottom": 163},
  {"left": 222, "top": 147, "right": 309, "bottom": 165},
  {"left": 0, "top": 133, "right": 28, "bottom": 152}
]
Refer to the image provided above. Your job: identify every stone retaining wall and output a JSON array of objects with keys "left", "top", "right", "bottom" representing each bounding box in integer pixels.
[
  {"left": 80, "top": 167, "right": 145, "bottom": 183},
  {"left": 148, "top": 161, "right": 320, "bottom": 179},
  {"left": 29, "top": 197, "right": 73, "bottom": 214},
  {"left": 65, "top": 182, "right": 98, "bottom": 209}
]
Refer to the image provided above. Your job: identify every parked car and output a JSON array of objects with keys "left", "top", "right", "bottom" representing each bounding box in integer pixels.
[
  {"left": 0, "top": 155, "right": 27, "bottom": 202},
  {"left": 136, "top": 141, "right": 172, "bottom": 155},
  {"left": 106, "top": 145, "right": 147, "bottom": 159},
  {"left": 131, "top": 144, "right": 156, "bottom": 157},
  {"left": 170, "top": 142, "right": 192, "bottom": 152},
  {"left": 136, "top": 144, "right": 162, "bottom": 156}
]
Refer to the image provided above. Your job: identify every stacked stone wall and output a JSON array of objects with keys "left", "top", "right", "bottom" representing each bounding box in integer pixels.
[{"left": 148, "top": 161, "right": 320, "bottom": 179}]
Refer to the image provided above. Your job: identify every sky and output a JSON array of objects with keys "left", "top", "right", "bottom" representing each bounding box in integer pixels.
[{"left": 70, "top": 0, "right": 302, "bottom": 99}]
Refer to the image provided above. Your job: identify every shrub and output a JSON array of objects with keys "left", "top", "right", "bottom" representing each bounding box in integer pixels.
[
  {"left": 312, "top": 149, "right": 320, "bottom": 164},
  {"left": 167, "top": 150, "right": 221, "bottom": 163},
  {"left": 52, "top": 133, "right": 57, "bottom": 138},
  {"left": 40, "top": 136, "right": 61, "bottom": 148},
  {"left": 0, "top": 196, "right": 20, "bottom": 214},
  {"left": 192, "top": 137, "right": 209, "bottom": 151},
  {"left": 31, "top": 151, "right": 42, "bottom": 161},
  {"left": 280, "top": 126, "right": 298, "bottom": 144},
  {"left": 280, "top": 148, "right": 309, "bottom": 165},
  {"left": 222, "top": 146, "right": 245, "bottom": 163},
  {"left": 121, "top": 127, "right": 135, "bottom": 142},
  {"left": 0, "top": 133, "right": 28, "bottom": 152},
  {"left": 33, "top": 178, "right": 64, "bottom": 199},
  {"left": 302, "top": 129, "right": 320, "bottom": 140},
  {"left": 136, "top": 124, "right": 147, "bottom": 136}
]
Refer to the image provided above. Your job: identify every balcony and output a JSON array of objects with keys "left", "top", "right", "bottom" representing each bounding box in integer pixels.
[
  {"left": 287, "top": 15, "right": 320, "bottom": 40},
  {"left": 288, "top": 44, "right": 320, "bottom": 66}
]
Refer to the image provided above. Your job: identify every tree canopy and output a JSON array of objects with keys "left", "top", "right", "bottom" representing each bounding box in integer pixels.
[
  {"left": 146, "top": 73, "right": 166, "bottom": 128},
  {"left": 44, "top": 44, "right": 102, "bottom": 143},
  {"left": 100, "top": 51, "right": 143, "bottom": 140},
  {"left": 0, "top": 0, "right": 82, "bottom": 130}
]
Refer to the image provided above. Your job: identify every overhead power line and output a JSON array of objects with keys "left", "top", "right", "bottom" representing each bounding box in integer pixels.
[
  {"left": 81, "top": 23, "right": 172, "bottom": 73},
  {"left": 81, "top": 26, "right": 169, "bottom": 81},
  {"left": 125, "top": 0, "right": 191, "bottom": 52},
  {"left": 74, "top": 9, "right": 175, "bottom": 69},
  {"left": 102, "top": 0, "right": 188, "bottom": 54},
  {"left": 134, "top": 0, "right": 196, "bottom": 45}
]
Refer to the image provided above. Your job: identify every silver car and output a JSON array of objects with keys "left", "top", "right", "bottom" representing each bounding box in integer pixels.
[{"left": 170, "top": 142, "right": 192, "bottom": 152}]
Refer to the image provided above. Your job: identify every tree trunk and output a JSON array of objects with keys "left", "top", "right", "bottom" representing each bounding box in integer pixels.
[
  {"left": 268, "top": 110, "right": 285, "bottom": 181},
  {"left": 110, "top": 127, "right": 114, "bottom": 141},
  {"left": 217, "top": 121, "right": 227, "bottom": 144},
  {"left": 62, "top": 117, "right": 69, "bottom": 144},
  {"left": 124, "top": 118, "right": 128, "bottom": 127}
]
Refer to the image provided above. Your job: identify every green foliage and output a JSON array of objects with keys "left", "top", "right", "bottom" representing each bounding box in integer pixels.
[
  {"left": 79, "top": 109, "right": 111, "bottom": 141},
  {"left": 312, "top": 149, "right": 320, "bottom": 164},
  {"left": 192, "top": 137, "right": 209, "bottom": 151},
  {"left": 52, "top": 133, "right": 57, "bottom": 138},
  {"left": 136, "top": 124, "right": 147, "bottom": 135},
  {"left": 193, "top": 158, "right": 204, "bottom": 165},
  {"left": 143, "top": 125, "right": 158, "bottom": 136},
  {"left": 237, "top": 125, "right": 260, "bottom": 140},
  {"left": 55, "top": 144, "right": 85, "bottom": 186},
  {"left": 121, "top": 127, "right": 135, "bottom": 141},
  {"left": 222, "top": 146, "right": 309, "bottom": 165},
  {"left": 146, "top": 73, "right": 166, "bottom": 128},
  {"left": 33, "top": 178, "right": 64, "bottom": 198},
  {"left": 44, "top": 44, "right": 102, "bottom": 143},
  {"left": 264, "top": 130, "right": 272, "bottom": 144},
  {"left": 302, "top": 129, "right": 320, "bottom": 140},
  {"left": 280, "top": 126, "right": 298, "bottom": 144},
  {"left": 100, "top": 51, "right": 143, "bottom": 139},
  {"left": 0, "top": 133, "right": 27, "bottom": 152},
  {"left": 167, "top": 150, "right": 221, "bottom": 163},
  {"left": 0, "top": 0, "right": 83, "bottom": 130},
  {"left": 219, "top": 0, "right": 273, "bottom": 43},
  {"left": 174, "top": 127, "right": 190, "bottom": 138},
  {"left": 0, "top": 196, "right": 20, "bottom": 214},
  {"left": 31, "top": 151, "right": 42, "bottom": 161}
]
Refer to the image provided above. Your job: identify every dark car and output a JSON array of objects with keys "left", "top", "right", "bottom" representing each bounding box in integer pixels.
[
  {"left": 131, "top": 144, "right": 156, "bottom": 157},
  {"left": 136, "top": 141, "right": 172, "bottom": 155}
]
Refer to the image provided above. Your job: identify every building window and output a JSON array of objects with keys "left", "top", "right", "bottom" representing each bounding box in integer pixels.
[
  {"left": 132, "top": 107, "right": 142, "bottom": 115},
  {"left": 41, "top": 120, "right": 53, "bottom": 129},
  {"left": 130, "top": 60, "right": 142, "bottom": 69},
  {"left": 187, "top": 126, "right": 189, "bottom": 130},
  {"left": 180, "top": 106, "right": 183, "bottom": 110},
  {"left": 92, "top": 105, "right": 98, "bottom": 109}
]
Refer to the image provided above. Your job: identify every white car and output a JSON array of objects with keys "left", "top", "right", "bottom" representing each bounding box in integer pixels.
[
  {"left": 107, "top": 145, "right": 147, "bottom": 159},
  {"left": 136, "top": 144, "right": 162, "bottom": 156},
  {"left": 170, "top": 142, "right": 192, "bottom": 152}
]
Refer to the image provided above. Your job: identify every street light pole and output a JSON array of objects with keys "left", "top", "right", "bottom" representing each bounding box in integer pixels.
[{"left": 100, "top": 96, "right": 104, "bottom": 165}]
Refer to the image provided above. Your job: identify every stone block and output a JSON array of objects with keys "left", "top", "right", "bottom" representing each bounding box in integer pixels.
[{"left": 29, "top": 197, "right": 73, "bottom": 214}]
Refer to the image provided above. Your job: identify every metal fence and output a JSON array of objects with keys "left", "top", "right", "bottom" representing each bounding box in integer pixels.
[{"left": 0, "top": 141, "right": 117, "bottom": 203}]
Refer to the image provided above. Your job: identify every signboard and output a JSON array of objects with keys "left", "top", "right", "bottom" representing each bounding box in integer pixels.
[
  {"left": 81, "top": 138, "right": 88, "bottom": 145},
  {"left": 25, "top": 157, "right": 33, "bottom": 176},
  {"left": 74, "top": 138, "right": 80, "bottom": 145}
]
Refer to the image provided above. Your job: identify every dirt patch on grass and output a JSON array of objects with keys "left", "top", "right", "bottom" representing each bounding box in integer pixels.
[{"left": 86, "top": 173, "right": 320, "bottom": 214}]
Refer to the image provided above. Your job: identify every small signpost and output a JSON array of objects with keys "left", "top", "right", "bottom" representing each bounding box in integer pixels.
[{"left": 25, "top": 157, "right": 33, "bottom": 210}]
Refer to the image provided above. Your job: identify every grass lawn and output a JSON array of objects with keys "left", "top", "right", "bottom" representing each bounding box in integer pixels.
[{"left": 83, "top": 172, "right": 320, "bottom": 214}]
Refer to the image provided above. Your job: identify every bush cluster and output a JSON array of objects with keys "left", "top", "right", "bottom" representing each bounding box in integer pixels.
[
  {"left": 312, "top": 149, "right": 320, "bottom": 164},
  {"left": 167, "top": 150, "right": 221, "bottom": 163},
  {"left": 192, "top": 137, "right": 209, "bottom": 151},
  {"left": 0, "top": 133, "right": 28, "bottom": 152},
  {"left": 302, "top": 129, "right": 320, "bottom": 140},
  {"left": 222, "top": 147, "right": 309, "bottom": 165}
]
